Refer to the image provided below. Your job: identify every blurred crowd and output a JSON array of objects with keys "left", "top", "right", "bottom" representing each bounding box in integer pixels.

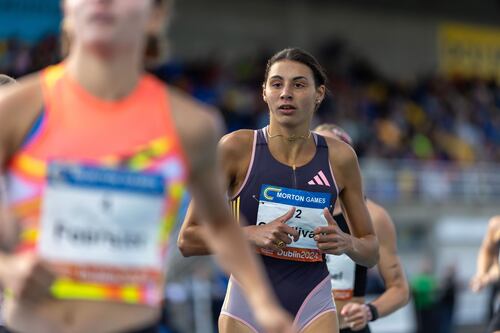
[{"left": 1, "top": 36, "right": 499, "bottom": 164}]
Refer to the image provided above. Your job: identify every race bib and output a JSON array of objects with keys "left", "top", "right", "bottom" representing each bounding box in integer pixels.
[
  {"left": 256, "top": 184, "right": 331, "bottom": 262},
  {"left": 326, "top": 253, "right": 356, "bottom": 300},
  {"left": 38, "top": 163, "right": 166, "bottom": 302}
]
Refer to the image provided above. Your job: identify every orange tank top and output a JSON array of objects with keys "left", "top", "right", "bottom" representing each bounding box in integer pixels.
[{"left": 5, "top": 64, "right": 189, "bottom": 305}]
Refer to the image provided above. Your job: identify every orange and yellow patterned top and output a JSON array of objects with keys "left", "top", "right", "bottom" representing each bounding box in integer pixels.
[{"left": 5, "top": 64, "right": 188, "bottom": 305}]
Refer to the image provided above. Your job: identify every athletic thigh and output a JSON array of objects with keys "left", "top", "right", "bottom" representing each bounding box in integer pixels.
[
  {"left": 219, "top": 313, "right": 257, "bottom": 333},
  {"left": 301, "top": 310, "right": 338, "bottom": 333}
]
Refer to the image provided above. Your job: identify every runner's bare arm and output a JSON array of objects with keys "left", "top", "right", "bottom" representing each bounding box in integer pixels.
[
  {"left": 328, "top": 139, "right": 378, "bottom": 267},
  {"left": 177, "top": 202, "right": 211, "bottom": 256},
  {"left": 0, "top": 76, "right": 43, "bottom": 251},
  {"left": 0, "top": 76, "right": 55, "bottom": 299},
  {"left": 471, "top": 216, "right": 500, "bottom": 292},
  {"left": 178, "top": 111, "right": 265, "bottom": 279},
  {"left": 171, "top": 92, "right": 292, "bottom": 332},
  {"left": 178, "top": 131, "right": 251, "bottom": 257},
  {"left": 178, "top": 130, "right": 300, "bottom": 256},
  {"left": 366, "top": 200, "right": 409, "bottom": 316}
]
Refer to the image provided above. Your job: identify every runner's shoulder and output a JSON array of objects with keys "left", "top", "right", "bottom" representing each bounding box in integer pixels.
[
  {"left": 323, "top": 135, "right": 359, "bottom": 176},
  {"left": 0, "top": 73, "right": 44, "bottom": 165},
  {"left": 488, "top": 215, "right": 500, "bottom": 233},
  {"left": 0, "top": 73, "right": 43, "bottom": 118},
  {"left": 219, "top": 130, "right": 254, "bottom": 162},
  {"left": 489, "top": 215, "right": 500, "bottom": 226}
]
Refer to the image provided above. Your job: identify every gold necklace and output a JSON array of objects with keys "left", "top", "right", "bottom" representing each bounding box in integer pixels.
[{"left": 266, "top": 127, "right": 312, "bottom": 142}]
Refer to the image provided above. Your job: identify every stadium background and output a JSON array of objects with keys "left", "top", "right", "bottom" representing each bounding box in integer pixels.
[{"left": 1, "top": 0, "right": 500, "bottom": 332}]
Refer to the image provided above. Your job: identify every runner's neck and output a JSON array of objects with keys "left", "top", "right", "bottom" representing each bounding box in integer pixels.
[{"left": 66, "top": 44, "right": 142, "bottom": 101}]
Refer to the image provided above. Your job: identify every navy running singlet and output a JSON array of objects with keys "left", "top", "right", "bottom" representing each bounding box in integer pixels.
[{"left": 230, "top": 127, "right": 339, "bottom": 316}]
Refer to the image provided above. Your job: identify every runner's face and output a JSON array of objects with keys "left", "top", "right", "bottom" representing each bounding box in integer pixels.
[
  {"left": 64, "top": 0, "right": 153, "bottom": 50},
  {"left": 263, "top": 60, "right": 325, "bottom": 128}
]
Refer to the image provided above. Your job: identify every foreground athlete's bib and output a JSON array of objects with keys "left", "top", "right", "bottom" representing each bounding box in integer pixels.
[
  {"left": 256, "top": 184, "right": 331, "bottom": 262},
  {"left": 326, "top": 253, "right": 356, "bottom": 300},
  {"left": 38, "top": 163, "right": 166, "bottom": 302}
]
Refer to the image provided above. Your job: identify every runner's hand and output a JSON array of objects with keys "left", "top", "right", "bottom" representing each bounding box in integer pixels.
[
  {"left": 1, "top": 252, "right": 55, "bottom": 303},
  {"left": 471, "top": 266, "right": 500, "bottom": 292},
  {"left": 470, "top": 273, "right": 496, "bottom": 292},
  {"left": 314, "top": 208, "right": 353, "bottom": 255},
  {"left": 341, "top": 302, "right": 370, "bottom": 331},
  {"left": 470, "top": 274, "right": 488, "bottom": 292},
  {"left": 244, "top": 207, "right": 299, "bottom": 251},
  {"left": 253, "top": 301, "right": 295, "bottom": 333}
]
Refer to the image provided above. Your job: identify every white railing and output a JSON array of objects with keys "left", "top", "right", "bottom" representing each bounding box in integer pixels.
[{"left": 360, "top": 159, "right": 500, "bottom": 203}]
